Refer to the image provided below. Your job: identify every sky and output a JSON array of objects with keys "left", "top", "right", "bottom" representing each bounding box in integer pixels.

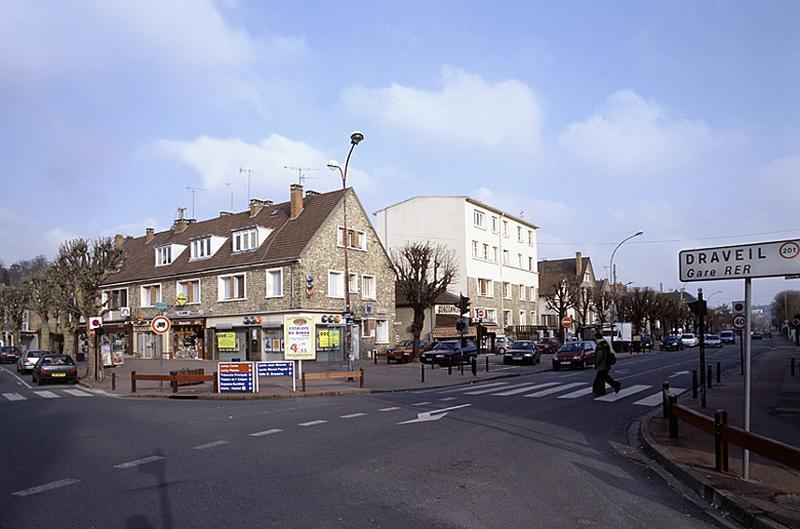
[{"left": 1, "top": 0, "right": 799, "bottom": 309}]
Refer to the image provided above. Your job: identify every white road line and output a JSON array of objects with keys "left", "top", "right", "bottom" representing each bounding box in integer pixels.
[
  {"left": 669, "top": 371, "right": 690, "bottom": 378},
  {"left": 439, "top": 397, "right": 457, "bottom": 401},
  {"left": 62, "top": 389, "right": 93, "bottom": 397},
  {"left": 2, "top": 392, "right": 25, "bottom": 401},
  {"left": 193, "top": 440, "right": 229, "bottom": 450},
  {"left": 556, "top": 386, "right": 596, "bottom": 399},
  {"left": 410, "top": 401, "right": 432, "bottom": 405},
  {"left": 438, "top": 382, "right": 511, "bottom": 394},
  {"left": 340, "top": 413, "right": 367, "bottom": 419},
  {"left": 378, "top": 407, "right": 401, "bottom": 412},
  {"left": 466, "top": 382, "right": 535, "bottom": 395},
  {"left": 595, "top": 384, "right": 652, "bottom": 402},
  {"left": 634, "top": 388, "right": 685, "bottom": 407},
  {"left": 33, "top": 391, "right": 60, "bottom": 399},
  {"left": 12, "top": 478, "right": 80, "bottom": 497},
  {"left": 491, "top": 382, "right": 559, "bottom": 396},
  {"left": 0, "top": 366, "right": 32, "bottom": 388},
  {"left": 249, "top": 429, "right": 283, "bottom": 437},
  {"left": 524, "top": 382, "right": 585, "bottom": 398},
  {"left": 298, "top": 420, "right": 328, "bottom": 427},
  {"left": 113, "top": 456, "right": 164, "bottom": 469}
]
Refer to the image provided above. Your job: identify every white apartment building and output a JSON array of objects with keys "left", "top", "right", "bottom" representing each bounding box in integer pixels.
[{"left": 374, "top": 196, "right": 539, "bottom": 334}]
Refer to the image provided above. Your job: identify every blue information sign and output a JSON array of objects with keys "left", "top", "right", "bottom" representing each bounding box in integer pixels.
[
  {"left": 257, "top": 361, "right": 294, "bottom": 377},
  {"left": 218, "top": 362, "right": 256, "bottom": 393}
]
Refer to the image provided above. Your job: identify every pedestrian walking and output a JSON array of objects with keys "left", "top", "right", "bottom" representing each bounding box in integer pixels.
[{"left": 593, "top": 331, "right": 621, "bottom": 396}]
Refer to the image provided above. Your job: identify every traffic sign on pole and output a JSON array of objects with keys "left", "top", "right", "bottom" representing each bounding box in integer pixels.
[
  {"left": 732, "top": 314, "right": 746, "bottom": 330},
  {"left": 151, "top": 315, "right": 171, "bottom": 335},
  {"left": 561, "top": 315, "right": 573, "bottom": 328}
]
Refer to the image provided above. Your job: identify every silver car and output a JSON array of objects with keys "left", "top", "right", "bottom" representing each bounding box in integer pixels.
[
  {"left": 704, "top": 334, "right": 723, "bottom": 348},
  {"left": 17, "top": 350, "right": 49, "bottom": 374}
]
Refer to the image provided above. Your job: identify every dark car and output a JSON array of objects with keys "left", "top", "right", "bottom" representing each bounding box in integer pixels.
[
  {"left": 751, "top": 330, "right": 763, "bottom": 340},
  {"left": 503, "top": 340, "right": 540, "bottom": 365},
  {"left": 535, "top": 337, "right": 561, "bottom": 354},
  {"left": 552, "top": 341, "right": 597, "bottom": 370},
  {"left": 0, "top": 345, "right": 22, "bottom": 364},
  {"left": 17, "top": 350, "right": 49, "bottom": 374},
  {"left": 31, "top": 354, "right": 78, "bottom": 385},
  {"left": 638, "top": 334, "right": 653, "bottom": 351},
  {"left": 386, "top": 340, "right": 428, "bottom": 364},
  {"left": 420, "top": 340, "right": 478, "bottom": 366},
  {"left": 660, "top": 335, "right": 683, "bottom": 351}
]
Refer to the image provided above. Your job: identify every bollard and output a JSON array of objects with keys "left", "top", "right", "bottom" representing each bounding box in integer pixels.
[
  {"left": 668, "top": 395, "right": 678, "bottom": 438},
  {"left": 374, "top": 352, "right": 377, "bottom": 364},
  {"left": 714, "top": 410, "right": 729, "bottom": 472},
  {"left": 131, "top": 371, "right": 136, "bottom": 393},
  {"left": 485, "top": 356, "right": 489, "bottom": 373},
  {"left": 662, "top": 382, "right": 670, "bottom": 419},
  {"left": 471, "top": 357, "right": 477, "bottom": 376},
  {"left": 692, "top": 370, "right": 698, "bottom": 398},
  {"left": 448, "top": 357, "right": 452, "bottom": 375},
  {"left": 111, "top": 372, "right": 116, "bottom": 391},
  {"left": 421, "top": 363, "right": 425, "bottom": 383},
  {"left": 792, "top": 357, "right": 796, "bottom": 377},
  {"left": 716, "top": 361, "right": 721, "bottom": 384},
  {"left": 460, "top": 358, "right": 464, "bottom": 375},
  {"left": 707, "top": 365, "right": 713, "bottom": 389}
]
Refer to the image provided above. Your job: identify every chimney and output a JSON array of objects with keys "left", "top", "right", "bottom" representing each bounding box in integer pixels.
[
  {"left": 145, "top": 227, "right": 155, "bottom": 244},
  {"left": 219, "top": 211, "right": 233, "bottom": 217},
  {"left": 290, "top": 184, "right": 304, "bottom": 219},
  {"left": 249, "top": 198, "right": 272, "bottom": 218},
  {"left": 114, "top": 233, "right": 125, "bottom": 249},
  {"left": 576, "top": 252, "right": 582, "bottom": 278},
  {"left": 173, "top": 207, "right": 193, "bottom": 233}
]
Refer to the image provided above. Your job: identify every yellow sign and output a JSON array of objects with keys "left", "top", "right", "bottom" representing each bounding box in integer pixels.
[
  {"left": 319, "top": 330, "right": 330, "bottom": 348},
  {"left": 330, "top": 329, "right": 340, "bottom": 347},
  {"left": 284, "top": 314, "right": 316, "bottom": 360},
  {"left": 217, "top": 332, "right": 237, "bottom": 350},
  {"left": 176, "top": 293, "right": 188, "bottom": 306}
]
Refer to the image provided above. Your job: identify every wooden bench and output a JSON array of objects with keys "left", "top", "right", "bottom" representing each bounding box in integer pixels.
[
  {"left": 131, "top": 370, "right": 218, "bottom": 394},
  {"left": 302, "top": 368, "right": 364, "bottom": 392}
]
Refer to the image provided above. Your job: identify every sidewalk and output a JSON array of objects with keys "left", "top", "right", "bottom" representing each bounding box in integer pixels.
[{"left": 641, "top": 339, "right": 800, "bottom": 529}]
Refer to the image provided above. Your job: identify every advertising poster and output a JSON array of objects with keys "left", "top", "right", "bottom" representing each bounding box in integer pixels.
[
  {"left": 284, "top": 314, "right": 316, "bottom": 360},
  {"left": 216, "top": 332, "right": 237, "bottom": 351}
]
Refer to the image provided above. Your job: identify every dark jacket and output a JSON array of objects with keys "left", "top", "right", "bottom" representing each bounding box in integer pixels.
[{"left": 594, "top": 338, "right": 613, "bottom": 371}]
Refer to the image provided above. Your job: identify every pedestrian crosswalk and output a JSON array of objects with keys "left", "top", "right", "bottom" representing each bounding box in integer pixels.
[
  {"left": 435, "top": 380, "right": 684, "bottom": 407},
  {"left": 2, "top": 388, "right": 96, "bottom": 403}
]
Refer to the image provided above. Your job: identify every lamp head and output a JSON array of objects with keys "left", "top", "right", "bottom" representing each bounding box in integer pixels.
[
  {"left": 350, "top": 131, "right": 364, "bottom": 145},
  {"left": 326, "top": 160, "right": 341, "bottom": 170},
  {"left": 634, "top": 230, "right": 644, "bottom": 236}
]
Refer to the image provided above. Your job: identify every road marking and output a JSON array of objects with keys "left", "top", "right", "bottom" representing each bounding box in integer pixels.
[
  {"left": 33, "top": 391, "right": 60, "bottom": 399},
  {"left": 439, "top": 397, "right": 457, "bottom": 401},
  {"left": 491, "top": 382, "right": 559, "bottom": 396},
  {"left": 595, "top": 384, "right": 652, "bottom": 402},
  {"left": 669, "top": 371, "right": 690, "bottom": 378},
  {"left": 439, "top": 382, "right": 510, "bottom": 394},
  {"left": 378, "top": 407, "right": 401, "bottom": 412},
  {"left": 298, "top": 420, "right": 328, "bottom": 427},
  {"left": 249, "top": 429, "right": 283, "bottom": 437},
  {"left": 2, "top": 392, "right": 26, "bottom": 401},
  {"left": 410, "top": 401, "right": 432, "bottom": 405},
  {"left": 340, "top": 413, "right": 366, "bottom": 419},
  {"left": 466, "top": 382, "right": 535, "bottom": 395},
  {"left": 193, "top": 440, "right": 229, "bottom": 450},
  {"left": 398, "top": 404, "right": 472, "bottom": 425},
  {"left": 63, "top": 389, "right": 93, "bottom": 397},
  {"left": 524, "top": 382, "right": 585, "bottom": 398},
  {"left": 557, "top": 386, "right": 596, "bottom": 399},
  {"left": 634, "top": 388, "right": 685, "bottom": 407},
  {"left": 0, "top": 366, "right": 32, "bottom": 388},
  {"left": 12, "top": 478, "right": 80, "bottom": 497},
  {"left": 113, "top": 456, "right": 164, "bottom": 469}
]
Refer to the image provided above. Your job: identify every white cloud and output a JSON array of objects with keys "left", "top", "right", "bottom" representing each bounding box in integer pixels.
[
  {"left": 559, "top": 89, "right": 716, "bottom": 174},
  {"left": 757, "top": 153, "right": 800, "bottom": 205},
  {"left": 343, "top": 66, "right": 544, "bottom": 150},
  {"left": 0, "top": 207, "right": 82, "bottom": 263}
]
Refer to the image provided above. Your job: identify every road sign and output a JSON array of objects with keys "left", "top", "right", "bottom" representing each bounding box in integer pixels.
[
  {"left": 150, "top": 315, "right": 171, "bottom": 335},
  {"left": 679, "top": 238, "right": 800, "bottom": 282},
  {"left": 561, "top": 315, "right": 573, "bottom": 328},
  {"left": 732, "top": 314, "right": 746, "bottom": 330},
  {"left": 732, "top": 301, "right": 745, "bottom": 314},
  {"left": 176, "top": 293, "right": 188, "bottom": 306},
  {"left": 89, "top": 317, "right": 103, "bottom": 330},
  {"left": 793, "top": 314, "right": 800, "bottom": 327},
  {"left": 153, "top": 301, "right": 169, "bottom": 310},
  {"left": 218, "top": 362, "right": 257, "bottom": 393}
]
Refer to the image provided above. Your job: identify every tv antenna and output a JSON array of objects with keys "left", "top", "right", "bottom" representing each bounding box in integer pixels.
[
  {"left": 185, "top": 186, "right": 206, "bottom": 218},
  {"left": 284, "top": 166, "right": 320, "bottom": 186},
  {"left": 224, "top": 182, "right": 235, "bottom": 210},
  {"left": 239, "top": 167, "right": 259, "bottom": 203}
]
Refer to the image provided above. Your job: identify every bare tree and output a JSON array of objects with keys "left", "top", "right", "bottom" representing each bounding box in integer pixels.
[
  {"left": 590, "top": 284, "right": 611, "bottom": 325},
  {"left": 617, "top": 287, "right": 658, "bottom": 334},
  {"left": 545, "top": 278, "right": 573, "bottom": 342},
  {"left": 25, "top": 264, "right": 58, "bottom": 351},
  {"left": 0, "top": 284, "right": 29, "bottom": 348},
  {"left": 771, "top": 290, "right": 800, "bottom": 328},
  {"left": 392, "top": 242, "right": 458, "bottom": 361}
]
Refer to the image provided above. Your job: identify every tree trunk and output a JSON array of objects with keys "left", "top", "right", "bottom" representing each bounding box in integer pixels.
[
  {"left": 39, "top": 317, "right": 50, "bottom": 351},
  {"left": 410, "top": 306, "right": 427, "bottom": 360},
  {"left": 60, "top": 315, "right": 77, "bottom": 359}
]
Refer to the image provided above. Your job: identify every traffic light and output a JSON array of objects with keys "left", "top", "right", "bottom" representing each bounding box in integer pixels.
[
  {"left": 459, "top": 294, "right": 471, "bottom": 317},
  {"left": 688, "top": 299, "right": 707, "bottom": 316},
  {"left": 456, "top": 318, "right": 466, "bottom": 333}
]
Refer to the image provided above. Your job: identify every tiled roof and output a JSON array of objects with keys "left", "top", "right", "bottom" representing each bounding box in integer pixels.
[
  {"left": 538, "top": 257, "right": 590, "bottom": 292},
  {"left": 104, "top": 189, "right": 345, "bottom": 286}
]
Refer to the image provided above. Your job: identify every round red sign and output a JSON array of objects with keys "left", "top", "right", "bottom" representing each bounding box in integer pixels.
[
  {"left": 151, "top": 315, "right": 172, "bottom": 335},
  {"left": 561, "top": 316, "right": 573, "bottom": 328}
]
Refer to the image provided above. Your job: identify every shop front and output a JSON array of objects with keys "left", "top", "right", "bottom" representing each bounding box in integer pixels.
[
  {"left": 100, "top": 322, "right": 132, "bottom": 365},
  {"left": 132, "top": 322, "right": 164, "bottom": 359},
  {"left": 170, "top": 319, "right": 206, "bottom": 360}
]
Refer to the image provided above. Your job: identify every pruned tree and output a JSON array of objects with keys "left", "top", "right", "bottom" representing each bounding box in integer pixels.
[
  {"left": 0, "top": 284, "right": 30, "bottom": 348},
  {"left": 590, "top": 284, "right": 612, "bottom": 325},
  {"left": 25, "top": 263, "right": 58, "bottom": 351},
  {"left": 55, "top": 238, "right": 124, "bottom": 381},
  {"left": 545, "top": 277, "right": 573, "bottom": 342},
  {"left": 617, "top": 287, "right": 657, "bottom": 335},
  {"left": 657, "top": 292, "right": 692, "bottom": 334},
  {"left": 392, "top": 241, "right": 458, "bottom": 361},
  {"left": 771, "top": 290, "right": 800, "bottom": 328}
]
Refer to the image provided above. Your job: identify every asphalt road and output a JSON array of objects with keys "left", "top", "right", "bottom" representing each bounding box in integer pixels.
[{"left": 0, "top": 340, "right": 770, "bottom": 529}]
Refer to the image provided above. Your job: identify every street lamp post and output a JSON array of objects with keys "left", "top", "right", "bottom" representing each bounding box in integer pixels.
[
  {"left": 608, "top": 230, "right": 644, "bottom": 352},
  {"left": 327, "top": 131, "right": 365, "bottom": 370}
]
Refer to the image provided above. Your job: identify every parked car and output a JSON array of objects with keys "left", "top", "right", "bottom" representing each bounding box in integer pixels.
[
  {"left": 661, "top": 335, "right": 684, "bottom": 351},
  {"left": 502, "top": 340, "right": 540, "bottom": 365},
  {"left": 552, "top": 340, "right": 597, "bottom": 370},
  {"left": 637, "top": 334, "right": 653, "bottom": 352},
  {"left": 420, "top": 340, "right": 478, "bottom": 366},
  {"left": 31, "top": 354, "right": 78, "bottom": 385},
  {"left": 0, "top": 345, "right": 22, "bottom": 364},
  {"left": 751, "top": 330, "right": 763, "bottom": 340},
  {"left": 681, "top": 333, "right": 699, "bottom": 347},
  {"left": 535, "top": 337, "right": 561, "bottom": 354},
  {"left": 493, "top": 336, "right": 510, "bottom": 354},
  {"left": 386, "top": 340, "right": 428, "bottom": 364},
  {"left": 704, "top": 334, "right": 723, "bottom": 348},
  {"left": 17, "top": 350, "right": 49, "bottom": 374},
  {"left": 719, "top": 330, "right": 735, "bottom": 344}
]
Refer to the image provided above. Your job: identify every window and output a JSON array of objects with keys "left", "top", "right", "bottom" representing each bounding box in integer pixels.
[
  {"left": 531, "top": 311, "right": 537, "bottom": 325},
  {"left": 219, "top": 274, "right": 246, "bottom": 301},
  {"left": 491, "top": 216, "right": 498, "bottom": 233},
  {"left": 517, "top": 226, "right": 523, "bottom": 242},
  {"left": 503, "top": 250, "right": 509, "bottom": 265},
  {"left": 473, "top": 210, "right": 485, "bottom": 227},
  {"left": 337, "top": 227, "right": 367, "bottom": 250},
  {"left": 519, "top": 284, "right": 526, "bottom": 300},
  {"left": 529, "top": 286, "right": 535, "bottom": 300},
  {"left": 349, "top": 272, "right": 359, "bottom": 293},
  {"left": 492, "top": 246, "right": 498, "bottom": 262},
  {"left": 478, "top": 278, "right": 492, "bottom": 296},
  {"left": 155, "top": 246, "right": 172, "bottom": 266},
  {"left": 503, "top": 282, "right": 511, "bottom": 299},
  {"left": 266, "top": 269, "right": 283, "bottom": 298},
  {"left": 233, "top": 229, "right": 258, "bottom": 252},
  {"left": 376, "top": 319, "right": 389, "bottom": 344},
  {"left": 472, "top": 241, "right": 478, "bottom": 257},
  {"left": 362, "top": 275, "right": 376, "bottom": 300},
  {"left": 485, "top": 308, "right": 497, "bottom": 323},
  {"left": 176, "top": 280, "right": 200, "bottom": 304},
  {"left": 361, "top": 318, "right": 376, "bottom": 338},
  {"left": 191, "top": 238, "right": 212, "bottom": 260},
  {"left": 104, "top": 288, "right": 128, "bottom": 310},
  {"left": 140, "top": 284, "right": 162, "bottom": 307},
  {"left": 503, "top": 310, "right": 512, "bottom": 327},
  {"left": 503, "top": 220, "right": 508, "bottom": 237},
  {"left": 519, "top": 310, "right": 526, "bottom": 325},
  {"left": 528, "top": 230, "right": 533, "bottom": 245},
  {"left": 528, "top": 257, "right": 534, "bottom": 271},
  {"left": 517, "top": 253, "right": 523, "bottom": 268},
  {"left": 482, "top": 243, "right": 489, "bottom": 260},
  {"left": 328, "top": 271, "right": 344, "bottom": 298}
]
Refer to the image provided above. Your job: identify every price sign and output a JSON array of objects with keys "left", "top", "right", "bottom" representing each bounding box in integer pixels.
[{"left": 284, "top": 314, "right": 316, "bottom": 360}]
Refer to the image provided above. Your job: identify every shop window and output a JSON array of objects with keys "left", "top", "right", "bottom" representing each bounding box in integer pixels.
[
  {"left": 266, "top": 268, "right": 283, "bottom": 298},
  {"left": 177, "top": 280, "right": 200, "bottom": 304},
  {"left": 328, "top": 271, "right": 344, "bottom": 298},
  {"left": 218, "top": 274, "right": 246, "bottom": 301},
  {"left": 362, "top": 275, "right": 376, "bottom": 300},
  {"left": 140, "top": 284, "right": 162, "bottom": 307}
]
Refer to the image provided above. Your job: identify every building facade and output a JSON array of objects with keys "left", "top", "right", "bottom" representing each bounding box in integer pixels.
[
  {"left": 537, "top": 253, "right": 601, "bottom": 337},
  {"left": 374, "top": 196, "right": 539, "bottom": 339},
  {"left": 100, "top": 185, "right": 396, "bottom": 363}
]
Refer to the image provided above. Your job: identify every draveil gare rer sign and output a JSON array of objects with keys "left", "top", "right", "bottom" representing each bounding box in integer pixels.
[{"left": 679, "top": 239, "right": 800, "bottom": 281}]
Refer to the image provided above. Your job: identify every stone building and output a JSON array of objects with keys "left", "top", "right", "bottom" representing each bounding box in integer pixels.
[
  {"left": 100, "top": 185, "right": 396, "bottom": 363},
  {"left": 537, "top": 252, "right": 600, "bottom": 338}
]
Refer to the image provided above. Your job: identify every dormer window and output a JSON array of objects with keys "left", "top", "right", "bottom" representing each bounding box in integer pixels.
[
  {"left": 233, "top": 229, "right": 258, "bottom": 252},
  {"left": 155, "top": 246, "right": 172, "bottom": 266},
  {"left": 191, "top": 237, "right": 212, "bottom": 260}
]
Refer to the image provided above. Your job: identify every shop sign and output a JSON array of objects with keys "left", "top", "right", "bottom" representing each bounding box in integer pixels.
[
  {"left": 435, "top": 304, "right": 460, "bottom": 315},
  {"left": 217, "top": 362, "right": 256, "bottom": 393},
  {"left": 216, "top": 331, "right": 238, "bottom": 351},
  {"left": 284, "top": 314, "right": 316, "bottom": 360},
  {"left": 257, "top": 361, "right": 294, "bottom": 377}
]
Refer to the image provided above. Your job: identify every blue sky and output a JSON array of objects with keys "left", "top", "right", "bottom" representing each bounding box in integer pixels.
[{"left": 2, "top": 1, "right": 799, "bottom": 308}]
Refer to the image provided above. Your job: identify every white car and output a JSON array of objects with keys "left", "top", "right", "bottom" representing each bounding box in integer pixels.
[
  {"left": 681, "top": 333, "right": 699, "bottom": 347},
  {"left": 704, "top": 334, "right": 722, "bottom": 348}
]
